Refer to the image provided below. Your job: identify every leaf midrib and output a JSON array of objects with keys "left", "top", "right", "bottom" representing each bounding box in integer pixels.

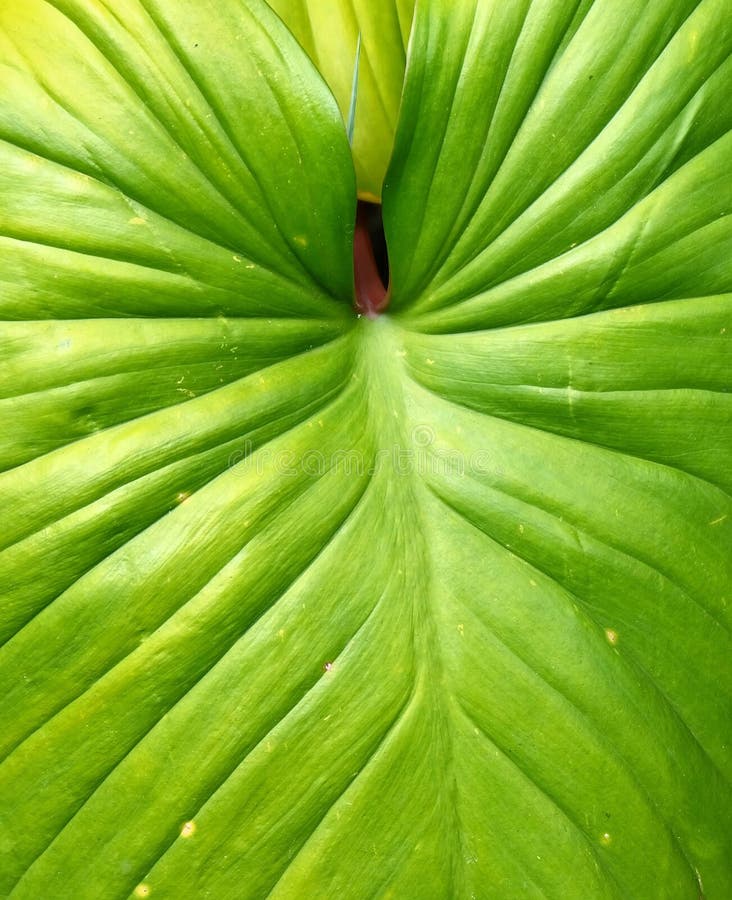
[{"left": 355, "top": 316, "right": 471, "bottom": 894}]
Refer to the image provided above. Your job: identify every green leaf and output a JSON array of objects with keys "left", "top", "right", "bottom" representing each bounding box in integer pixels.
[
  {"left": 1, "top": 0, "right": 731, "bottom": 898},
  {"left": 0, "top": 0, "right": 356, "bottom": 316},
  {"left": 267, "top": 0, "right": 415, "bottom": 199},
  {"left": 384, "top": 0, "right": 732, "bottom": 320}
]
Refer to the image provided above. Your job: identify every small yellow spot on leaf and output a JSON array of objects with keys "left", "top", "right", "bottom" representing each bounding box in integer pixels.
[
  {"left": 134, "top": 885, "right": 151, "bottom": 898},
  {"left": 457, "top": 623, "right": 464, "bottom": 636},
  {"left": 605, "top": 628, "right": 618, "bottom": 646},
  {"left": 426, "top": 358, "right": 435, "bottom": 366},
  {"left": 180, "top": 821, "right": 196, "bottom": 838},
  {"left": 293, "top": 235, "right": 308, "bottom": 247},
  {"left": 600, "top": 832, "right": 612, "bottom": 846},
  {"left": 128, "top": 216, "right": 147, "bottom": 226}
]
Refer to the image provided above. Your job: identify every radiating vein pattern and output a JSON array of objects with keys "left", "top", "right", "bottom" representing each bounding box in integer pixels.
[
  {"left": 1, "top": 0, "right": 731, "bottom": 898},
  {"left": 0, "top": 0, "right": 356, "bottom": 317},
  {"left": 384, "top": 0, "right": 732, "bottom": 329}
]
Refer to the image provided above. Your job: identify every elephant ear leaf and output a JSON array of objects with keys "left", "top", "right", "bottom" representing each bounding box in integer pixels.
[
  {"left": 379, "top": 1, "right": 732, "bottom": 894},
  {"left": 267, "top": 0, "right": 415, "bottom": 199},
  {"left": 0, "top": 0, "right": 731, "bottom": 898},
  {"left": 0, "top": 0, "right": 360, "bottom": 895}
]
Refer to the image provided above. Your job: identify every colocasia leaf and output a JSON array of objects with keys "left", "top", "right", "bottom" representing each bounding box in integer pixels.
[{"left": 0, "top": 0, "right": 730, "bottom": 897}]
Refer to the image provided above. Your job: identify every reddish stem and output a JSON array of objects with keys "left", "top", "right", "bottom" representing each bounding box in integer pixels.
[{"left": 353, "top": 202, "right": 390, "bottom": 317}]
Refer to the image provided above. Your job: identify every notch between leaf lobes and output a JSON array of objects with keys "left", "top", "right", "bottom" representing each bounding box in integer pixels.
[{"left": 353, "top": 200, "right": 390, "bottom": 318}]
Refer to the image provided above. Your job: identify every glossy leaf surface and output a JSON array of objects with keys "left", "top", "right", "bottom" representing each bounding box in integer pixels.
[{"left": 0, "top": 0, "right": 730, "bottom": 898}]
